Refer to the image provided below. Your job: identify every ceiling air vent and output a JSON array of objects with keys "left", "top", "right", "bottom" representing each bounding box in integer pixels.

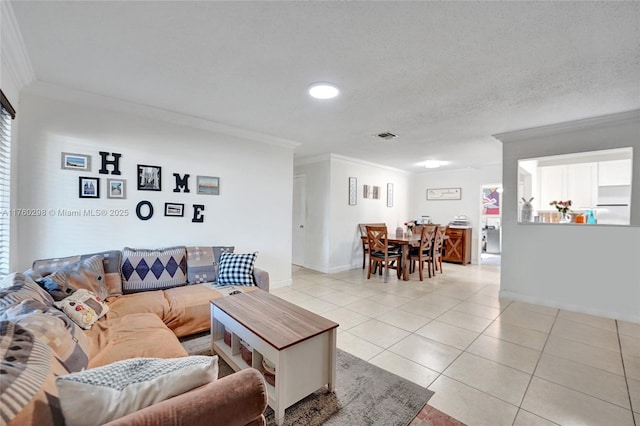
[{"left": 375, "top": 132, "right": 398, "bottom": 140}]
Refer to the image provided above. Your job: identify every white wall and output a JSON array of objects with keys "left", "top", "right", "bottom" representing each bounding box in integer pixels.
[
  {"left": 498, "top": 110, "right": 640, "bottom": 322},
  {"left": 15, "top": 92, "right": 294, "bottom": 287},
  {"left": 329, "top": 155, "right": 410, "bottom": 273},
  {"left": 294, "top": 154, "right": 410, "bottom": 273},
  {"left": 411, "top": 165, "right": 502, "bottom": 262}
]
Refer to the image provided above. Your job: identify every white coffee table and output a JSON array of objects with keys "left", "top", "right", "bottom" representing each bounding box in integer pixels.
[{"left": 210, "top": 290, "right": 338, "bottom": 425}]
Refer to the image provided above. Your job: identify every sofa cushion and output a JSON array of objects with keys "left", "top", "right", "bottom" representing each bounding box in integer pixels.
[
  {"left": 1, "top": 321, "right": 66, "bottom": 426},
  {"left": 185, "top": 246, "right": 234, "bottom": 284},
  {"left": 56, "top": 355, "right": 218, "bottom": 426},
  {"left": 104, "top": 290, "right": 170, "bottom": 323},
  {"left": 36, "top": 255, "right": 108, "bottom": 301},
  {"left": 0, "top": 272, "right": 54, "bottom": 309},
  {"left": 5, "top": 299, "right": 90, "bottom": 373},
  {"left": 217, "top": 252, "right": 258, "bottom": 286},
  {"left": 121, "top": 246, "right": 187, "bottom": 293},
  {"left": 32, "top": 250, "right": 123, "bottom": 298},
  {"left": 54, "top": 289, "right": 110, "bottom": 330},
  {"left": 85, "top": 313, "right": 188, "bottom": 368}
]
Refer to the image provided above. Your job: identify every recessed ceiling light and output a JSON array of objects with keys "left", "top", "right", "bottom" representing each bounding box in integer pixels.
[
  {"left": 308, "top": 82, "right": 339, "bottom": 100},
  {"left": 423, "top": 160, "right": 442, "bottom": 169}
]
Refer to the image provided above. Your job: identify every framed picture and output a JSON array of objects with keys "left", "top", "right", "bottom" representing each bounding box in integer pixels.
[
  {"left": 372, "top": 186, "right": 380, "bottom": 199},
  {"left": 137, "top": 165, "right": 161, "bottom": 191},
  {"left": 348, "top": 177, "right": 357, "bottom": 205},
  {"left": 164, "top": 203, "right": 184, "bottom": 217},
  {"left": 106, "top": 178, "right": 126, "bottom": 199},
  {"left": 387, "top": 183, "right": 394, "bottom": 207},
  {"left": 79, "top": 176, "right": 100, "bottom": 198},
  {"left": 363, "top": 184, "right": 370, "bottom": 199},
  {"left": 482, "top": 187, "right": 500, "bottom": 215},
  {"left": 427, "top": 187, "right": 462, "bottom": 200},
  {"left": 61, "top": 152, "right": 91, "bottom": 171},
  {"left": 197, "top": 176, "right": 220, "bottom": 195}
]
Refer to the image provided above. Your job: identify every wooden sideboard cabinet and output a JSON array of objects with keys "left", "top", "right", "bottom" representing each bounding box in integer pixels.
[{"left": 443, "top": 227, "right": 472, "bottom": 265}]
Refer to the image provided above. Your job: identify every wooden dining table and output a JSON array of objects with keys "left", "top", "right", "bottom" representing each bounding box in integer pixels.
[
  {"left": 361, "top": 231, "right": 449, "bottom": 281},
  {"left": 385, "top": 234, "right": 421, "bottom": 281}
]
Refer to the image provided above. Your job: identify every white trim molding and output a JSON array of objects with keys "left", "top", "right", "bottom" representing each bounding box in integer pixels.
[
  {"left": 24, "top": 80, "right": 301, "bottom": 151},
  {"left": 1, "top": 1, "right": 36, "bottom": 91}
]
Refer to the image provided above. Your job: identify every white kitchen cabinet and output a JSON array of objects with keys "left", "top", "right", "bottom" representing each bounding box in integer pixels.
[
  {"left": 598, "top": 159, "right": 632, "bottom": 186},
  {"left": 537, "top": 163, "right": 597, "bottom": 210}
]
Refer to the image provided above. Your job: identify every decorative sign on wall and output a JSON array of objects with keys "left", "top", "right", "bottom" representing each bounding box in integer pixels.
[
  {"left": 62, "top": 149, "right": 212, "bottom": 223},
  {"left": 137, "top": 164, "right": 162, "bottom": 191},
  {"left": 61, "top": 153, "right": 91, "bottom": 171},
  {"left": 348, "top": 177, "right": 357, "bottom": 205},
  {"left": 386, "top": 183, "right": 393, "bottom": 207},
  {"left": 363, "top": 185, "right": 381, "bottom": 199},
  {"left": 427, "top": 187, "right": 462, "bottom": 200}
]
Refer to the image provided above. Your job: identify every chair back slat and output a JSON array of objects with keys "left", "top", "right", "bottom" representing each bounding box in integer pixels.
[{"left": 366, "top": 225, "right": 388, "bottom": 254}]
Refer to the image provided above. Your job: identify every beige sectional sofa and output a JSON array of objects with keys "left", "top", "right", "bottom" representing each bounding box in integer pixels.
[{"left": 0, "top": 246, "right": 270, "bottom": 426}]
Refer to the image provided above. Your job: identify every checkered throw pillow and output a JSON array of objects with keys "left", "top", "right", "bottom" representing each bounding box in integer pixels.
[{"left": 217, "top": 252, "right": 257, "bottom": 286}]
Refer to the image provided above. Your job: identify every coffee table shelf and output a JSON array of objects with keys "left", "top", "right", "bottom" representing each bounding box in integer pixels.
[{"left": 210, "top": 291, "right": 338, "bottom": 426}]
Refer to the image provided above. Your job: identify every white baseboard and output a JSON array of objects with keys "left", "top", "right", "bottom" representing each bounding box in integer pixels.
[
  {"left": 328, "top": 263, "right": 359, "bottom": 274},
  {"left": 269, "top": 278, "right": 292, "bottom": 289},
  {"left": 500, "top": 290, "right": 640, "bottom": 324}
]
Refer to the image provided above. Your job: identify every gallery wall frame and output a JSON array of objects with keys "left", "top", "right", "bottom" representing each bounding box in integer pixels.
[
  {"left": 79, "top": 176, "right": 100, "bottom": 198},
  {"left": 164, "top": 203, "right": 184, "bottom": 217},
  {"left": 348, "top": 177, "right": 357, "bottom": 205},
  {"left": 426, "top": 187, "right": 462, "bottom": 200},
  {"left": 137, "top": 164, "right": 162, "bottom": 191},
  {"left": 61, "top": 152, "right": 91, "bottom": 171},
  {"left": 106, "top": 178, "right": 126, "bottom": 199},
  {"left": 197, "top": 176, "right": 220, "bottom": 195},
  {"left": 387, "top": 183, "right": 394, "bottom": 207}
]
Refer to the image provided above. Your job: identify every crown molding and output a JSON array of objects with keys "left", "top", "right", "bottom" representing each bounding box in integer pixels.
[
  {"left": 0, "top": 1, "right": 36, "bottom": 91},
  {"left": 294, "top": 152, "right": 410, "bottom": 174},
  {"left": 24, "top": 80, "right": 301, "bottom": 150},
  {"left": 494, "top": 109, "right": 640, "bottom": 144}
]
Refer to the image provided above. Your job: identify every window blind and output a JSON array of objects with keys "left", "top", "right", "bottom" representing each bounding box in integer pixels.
[{"left": 0, "top": 89, "right": 15, "bottom": 277}]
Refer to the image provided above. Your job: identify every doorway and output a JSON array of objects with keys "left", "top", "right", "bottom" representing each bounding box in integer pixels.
[
  {"left": 480, "top": 184, "right": 502, "bottom": 266},
  {"left": 292, "top": 175, "right": 306, "bottom": 267}
]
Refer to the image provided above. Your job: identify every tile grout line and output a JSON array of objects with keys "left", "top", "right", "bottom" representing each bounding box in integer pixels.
[
  {"left": 617, "top": 319, "right": 637, "bottom": 426},
  {"left": 511, "top": 306, "right": 561, "bottom": 426}
]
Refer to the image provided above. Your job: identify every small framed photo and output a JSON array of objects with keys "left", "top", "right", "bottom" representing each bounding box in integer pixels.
[
  {"left": 197, "top": 176, "right": 220, "bottom": 195},
  {"left": 79, "top": 176, "right": 100, "bottom": 198},
  {"left": 164, "top": 203, "right": 184, "bottom": 217},
  {"left": 137, "top": 165, "right": 161, "bottom": 191},
  {"left": 348, "top": 177, "right": 357, "bottom": 205},
  {"left": 387, "top": 183, "right": 394, "bottom": 207},
  {"left": 62, "top": 153, "right": 91, "bottom": 171},
  {"left": 106, "top": 178, "right": 126, "bottom": 199}
]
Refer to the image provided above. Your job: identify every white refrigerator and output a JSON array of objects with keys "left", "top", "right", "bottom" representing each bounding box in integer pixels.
[{"left": 596, "top": 185, "right": 631, "bottom": 225}]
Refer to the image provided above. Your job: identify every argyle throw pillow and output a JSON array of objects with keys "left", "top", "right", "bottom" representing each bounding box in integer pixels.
[{"left": 216, "top": 252, "right": 257, "bottom": 286}]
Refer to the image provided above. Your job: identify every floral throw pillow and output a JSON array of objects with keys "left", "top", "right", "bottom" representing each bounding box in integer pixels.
[{"left": 54, "top": 289, "right": 109, "bottom": 330}]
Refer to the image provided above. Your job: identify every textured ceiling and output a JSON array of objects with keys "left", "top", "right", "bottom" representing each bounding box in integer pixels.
[{"left": 10, "top": 1, "right": 640, "bottom": 173}]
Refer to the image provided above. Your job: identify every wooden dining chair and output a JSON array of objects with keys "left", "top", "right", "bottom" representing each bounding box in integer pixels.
[
  {"left": 359, "top": 223, "right": 386, "bottom": 270},
  {"left": 409, "top": 225, "right": 437, "bottom": 280},
  {"left": 365, "top": 225, "right": 401, "bottom": 283},
  {"left": 432, "top": 226, "right": 447, "bottom": 274}
]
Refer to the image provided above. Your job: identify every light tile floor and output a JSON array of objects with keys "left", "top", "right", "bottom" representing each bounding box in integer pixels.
[{"left": 271, "top": 263, "right": 640, "bottom": 426}]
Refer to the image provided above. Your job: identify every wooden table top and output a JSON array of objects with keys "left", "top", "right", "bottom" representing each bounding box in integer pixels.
[{"left": 211, "top": 290, "right": 338, "bottom": 351}]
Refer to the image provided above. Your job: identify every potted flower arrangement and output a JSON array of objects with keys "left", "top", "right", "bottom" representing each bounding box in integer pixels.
[
  {"left": 549, "top": 200, "right": 572, "bottom": 222},
  {"left": 404, "top": 221, "right": 415, "bottom": 236}
]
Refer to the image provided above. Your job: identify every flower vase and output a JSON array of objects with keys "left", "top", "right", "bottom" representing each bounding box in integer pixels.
[
  {"left": 406, "top": 229, "right": 413, "bottom": 237},
  {"left": 560, "top": 212, "right": 572, "bottom": 223}
]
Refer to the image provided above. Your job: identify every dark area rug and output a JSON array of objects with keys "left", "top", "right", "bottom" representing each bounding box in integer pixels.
[{"left": 181, "top": 333, "right": 433, "bottom": 426}]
